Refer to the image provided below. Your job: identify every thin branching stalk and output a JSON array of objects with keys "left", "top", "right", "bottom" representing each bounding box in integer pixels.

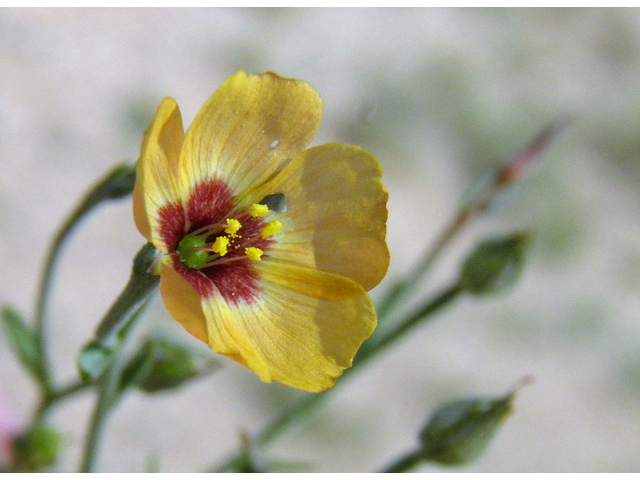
[{"left": 33, "top": 164, "right": 136, "bottom": 393}]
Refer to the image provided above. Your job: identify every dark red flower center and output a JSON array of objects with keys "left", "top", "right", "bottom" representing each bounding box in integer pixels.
[{"left": 157, "top": 178, "right": 276, "bottom": 304}]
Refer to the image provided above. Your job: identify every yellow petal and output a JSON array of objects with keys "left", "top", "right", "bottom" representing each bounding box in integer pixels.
[
  {"left": 255, "top": 143, "right": 389, "bottom": 291},
  {"left": 201, "top": 263, "right": 376, "bottom": 392},
  {"left": 179, "top": 71, "right": 323, "bottom": 201},
  {"left": 133, "top": 97, "right": 186, "bottom": 250},
  {"left": 158, "top": 264, "right": 208, "bottom": 344}
]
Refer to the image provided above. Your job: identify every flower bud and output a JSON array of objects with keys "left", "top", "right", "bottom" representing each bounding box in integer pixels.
[
  {"left": 419, "top": 395, "right": 513, "bottom": 466},
  {"left": 458, "top": 233, "right": 529, "bottom": 295},
  {"left": 123, "top": 337, "right": 218, "bottom": 393},
  {"left": 77, "top": 340, "right": 112, "bottom": 383},
  {"left": 91, "top": 163, "right": 137, "bottom": 201},
  {"left": 12, "top": 424, "right": 61, "bottom": 472}
]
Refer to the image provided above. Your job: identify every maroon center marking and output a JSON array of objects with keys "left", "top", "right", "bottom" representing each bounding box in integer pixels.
[{"left": 157, "top": 178, "right": 274, "bottom": 305}]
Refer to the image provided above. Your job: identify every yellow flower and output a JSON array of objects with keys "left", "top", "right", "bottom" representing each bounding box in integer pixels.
[{"left": 133, "top": 71, "right": 389, "bottom": 392}]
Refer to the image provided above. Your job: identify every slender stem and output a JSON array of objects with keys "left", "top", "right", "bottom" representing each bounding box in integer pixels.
[
  {"left": 94, "top": 243, "right": 159, "bottom": 344},
  {"left": 80, "top": 243, "right": 159, "bottom": 472},
  {"left": 213, "top": 284, "right": 463, "bottom": 472},
  {"left": 34, "top": 381, "right": 92, "bottom": 423},
  {"left": 34, "top": 199, "right": 99, "bottom": 392},
  {"left": 33, "top": 164, "right": 136, "bottom": 392},
  {"left": 377, "top": 121, "right": 563, "bottom": 324},
  {"left": 81, "top": 302, "right": 148, "bottom": 473},
  {"left": 381, "top": 450, "right": 423, "bottom": 473},
  {"left": 363, "top": 284, "right": 462, "bottom": 358},
  {"left": 376, "top": 212, "right": 469, "bottom": 322}
]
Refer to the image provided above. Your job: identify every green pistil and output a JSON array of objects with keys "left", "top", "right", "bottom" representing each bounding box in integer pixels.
[{"left": 177, "top": 234, "right": 213, "bottom": 269}]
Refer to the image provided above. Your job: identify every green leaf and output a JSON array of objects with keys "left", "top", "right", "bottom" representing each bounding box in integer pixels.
[
  {"left": 2, "top": 306, "right": 42, "bottom": 381},
  {"left": 458, "top": 232, "right": 530, "bottom": 295},
  {"left": 12, "top": 424, "right": 62, "bottom": 472},
  {"left": 77, "top": 340, "right": 113, "bottom": 383},
  {"left": 419, "top": 393, "right": 515, "bottom": 466}
]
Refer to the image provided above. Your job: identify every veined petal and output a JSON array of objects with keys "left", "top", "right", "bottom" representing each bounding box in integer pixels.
[
  {"left": 255, "top": 143, "right": 389, "bottom": 291},
  {"left": 201, "top": 263, "right": 376, "bottom": 392},
  {"left": 158, "top": 263, "right": 208, "bottom": 344},
  {"left": 179, "top": 71, "right": 322, "bottom": 202},
  {"left": 133, "top": 97, "right": 186, "bottom": 250}
]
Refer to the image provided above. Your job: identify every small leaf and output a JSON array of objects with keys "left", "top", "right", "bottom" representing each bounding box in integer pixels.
[
  {"left": 77, "top": 340, "right": 112, "bottom": 383},
  {"left": 2, "top": 307, "right": 42, "bottom": 381},
  {"left": 12, "top": 424, "right": 62, "bottom": 472},
  {"left": 419, "top": 392, "right": 515, "bottom": 466},
  {"left": 458, "top": 233, "right": 530, "bottom": 295}
]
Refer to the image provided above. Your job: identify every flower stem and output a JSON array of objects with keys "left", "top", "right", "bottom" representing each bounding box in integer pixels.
[
  {"left": 376, "top": 121, "right": 562, "bottom": 323},
  {"left": 94, "top": 243, "right": 159, "bottom": 345},
  {"left": 376, "top": 213, "right": 468, "bottom": 322},
  {"left": 380, "top": 450, "right": 423, "bottom": 473},
  {"left": 34, "top": 380, "right": 92, "bottom": 424},
  {"left": 213, "top": 283, "right": 463, "bottom": 472},
  {"left": 80, "top": 243, "right": 159, "bottom": 472},
  {"left": 34, "top": 199, "right": 96, "bottom": 392},
  {"left": 358, "top": 284, "right": 462, "bottom": 361},
  {"left": 33, "top": 164, "right": 136, "bottom": 393},
  {"left": 80, "top": 301, "right": 149, "bottom": 473}
]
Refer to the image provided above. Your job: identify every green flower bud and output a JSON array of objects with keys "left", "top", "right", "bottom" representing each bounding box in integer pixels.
[
  {"left": 89, "top": 163, "right": 136, "bottom": 202},
  {"left": 418, "top": 378, "right": 532, "bottom": 467},
  {"left": 459, "top": 233, "right": 529, "bottom": 295},
  {"left": 77, "top": 340, "right": 112, "bottom": 383},
  {"left": 12, "top": 424, "right": 61, "bottom": 472},
  {"left": 123, "top": 337, "right": 218, "bottom": 393}
]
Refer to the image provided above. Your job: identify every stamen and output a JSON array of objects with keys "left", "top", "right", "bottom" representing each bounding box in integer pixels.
[
  {"left": 261, "top": 220, "right": 283, "bottom": 239},
  {"left": 250, "top": 203, "right": 269, "bottom": 217},
  {"left": 245, "top": 247, "right": 264, "bottom": 262},
  {"left": 211, "top": 236, "right": 230, "bottom": 256},
  {"left": 225, "top": 218, "right": 242, "bottom": 236}
]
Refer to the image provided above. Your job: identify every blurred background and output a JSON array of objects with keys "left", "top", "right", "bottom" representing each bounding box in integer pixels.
[{"left": 1, "top": 8, "right": 640, "bottom": 472}]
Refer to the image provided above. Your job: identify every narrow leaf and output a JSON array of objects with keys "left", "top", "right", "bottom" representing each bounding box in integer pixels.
[{"left": 2, "top": 307, "right": 42, "bottom": 381}]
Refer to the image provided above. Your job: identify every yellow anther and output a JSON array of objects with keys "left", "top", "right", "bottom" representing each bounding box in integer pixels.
[
  {"left": 211, "top": 236, "right": 230, "bottom": 257},
  {"left": 250, "top": 203, "right": 269, "bottom": 217},
  {"left": 245, "top": 247, "right": 264, "bottom": 262},
  {"left": 261, "top": 220, "right": 283, "bottom": 239},
  {"left": 224, "top": 218, "right": 242, "bottom": 236}
]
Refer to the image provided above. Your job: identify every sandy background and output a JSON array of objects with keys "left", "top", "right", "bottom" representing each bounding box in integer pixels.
[{"left": 1, "top": 8, "right": 640, "bottom": 472}]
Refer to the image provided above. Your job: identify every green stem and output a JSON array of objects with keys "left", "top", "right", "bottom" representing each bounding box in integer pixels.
[
  {"left": 377, "top": 202, "right": 472, "bottom": 324},
  {"left": 33, "top": 164, "right": 136, "bottom": 392},
  {"left": 80, "top": 243, "right": 159, "bottom": 472},
  {"left": 213, "top": 284, "right": 463, "bottom": 472},
  {"left": 362, "top": 284, "right": 463, "bottom": 359},
  {"left": 376, "top": 209, "right": 470, "bottom": 322},
  {"left": 377, "top": 121, "right": 563, "bottom": 323},
  {"left": 34, "top": 199, "right": 98, "bottom": 392},
  {"left": 34, "top": 381, "right": 92, "bottom": 423},
  {"left": 94, "top": 244, "right": 159, "bottom": 346},
  {"left": 80, "top": 302, "right": 149, "bottom": 473},
  {"left": 381, "top": 450, "right": 423, "bottom": 473}
]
